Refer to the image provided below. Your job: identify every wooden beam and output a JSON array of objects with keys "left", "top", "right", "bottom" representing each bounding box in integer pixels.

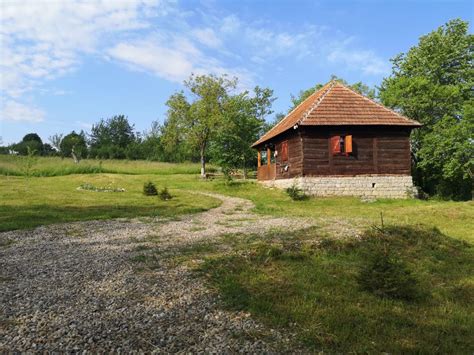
[
  {"left": 267, "top": 148, "right": 271, "bottom": 166},
  {"left": 257, "top": 150, "right": 261, "bottom": 167}
]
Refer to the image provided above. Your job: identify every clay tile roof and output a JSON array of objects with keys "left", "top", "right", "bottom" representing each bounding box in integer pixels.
[{"left": 252, "top": 80, "right": 421, "bottom": 147}]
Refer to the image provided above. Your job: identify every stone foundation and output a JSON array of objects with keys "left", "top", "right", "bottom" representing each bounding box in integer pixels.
[{"left": 261, "top": 175, "right": 416, "bottom": 199}]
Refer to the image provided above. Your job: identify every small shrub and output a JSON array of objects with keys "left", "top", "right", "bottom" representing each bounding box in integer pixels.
[
  {"left": 159, "top": 187, "right": 172, "bottom": 200},
  {"left": 358, "top": 249, "right": 421, "bottom": 301},
  {"left": 143, "top": 181, "right": 158, "bottom": 196},
  {"left": 286, "top": 184, "right": 306, "bottom": 200}
]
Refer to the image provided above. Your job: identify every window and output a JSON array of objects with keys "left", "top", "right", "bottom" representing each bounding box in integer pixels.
[
  {"left": 281, "top": 140, "right": 288, "bottom": 161},
  {"left": 331, "top": 135, "right": 353, "bottom": 156}
]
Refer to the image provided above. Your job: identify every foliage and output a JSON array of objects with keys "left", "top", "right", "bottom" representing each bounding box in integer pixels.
[
  {"left": 261, "top": 112, "right": 285, "bottom": 131},
  {"left": 285, "top": 184, "right": 306, "bottom": 200},
  {"left": 60, "top": 131, "right": 88, "bottom": 161},
  {"left": 211, "top": 87, "right": 275, "bottom": 177},
  {"left": 89, "top": 115, "right": 136, "bottom": 159},
  {"left": 22, "top": 133, "right": 42, "bottom": 144},
  {"left": 13, "top": 133, "right": 44, "bottom": 156},
  {"left": 379, "top": 19, "right": 473, "bottom": 199},
  {"left": 357, "top": 247, "right": 420, "bottom": 301},
  {"left": 162, "top": 74, "right": 237, "bottom": 177},
  {"left": 158, "top": 187, "right": 172, "bottom": 200},
  {"left": 143, "top": 181, "right": 158, "bottom": 196},
  {"left": 49, "top": 133, "right": 63, "bottom": 152},
  {"left": 21, "top": 146, "right": 38, "bottom": 182}
]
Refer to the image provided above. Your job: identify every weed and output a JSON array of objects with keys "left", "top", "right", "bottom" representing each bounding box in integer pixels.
[
  {"left": 159, "top": 187, "right": 172, "bottom": 200},
  {"left": 286, "top": 184, "right": 306, "bottom": 201},
  {"left": 143, "top": 181, "right": 158, "bottom": 196},
  {"left": 357, "top": 249, "right": 421, "bottom": 301}
]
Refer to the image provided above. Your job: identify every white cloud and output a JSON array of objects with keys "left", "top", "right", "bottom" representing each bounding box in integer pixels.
[
  {"left": 192, "top": 28, "right": 222, "bottom": 48},
  {"left": 107, "top": 39, "right": 195, "bottom": 82},
  {"left": 327, "top": 48, "right": 390, "bottom": 75},
  {"left": 0, "top": 0, "right": 163, "bottom": 97},
  {"left": 0, "top": 100, "right": 45, "bottom": 123},
  {"left": 107, "top": 34, "right": 254, "bottom": 90}
]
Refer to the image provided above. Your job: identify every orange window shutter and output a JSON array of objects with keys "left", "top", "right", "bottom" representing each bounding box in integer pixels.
[
  {"left": 281, "top": 141, "right": 288, "bottom": 161},
  {"left": 331, "top": 136, "right": 341, "bottom": 155},
  {"left": 345, "top": 135, "right": 353, "bottom": 154}
]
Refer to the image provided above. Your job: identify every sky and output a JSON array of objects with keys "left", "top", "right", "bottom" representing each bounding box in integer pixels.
[{"left": 0, "top": 0, "right": 472, "bottom": 145}]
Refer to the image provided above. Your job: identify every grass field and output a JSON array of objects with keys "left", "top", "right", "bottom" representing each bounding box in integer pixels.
[
  {"left": 1, "top": 156, "right": 473, "bottom": 352},
  {"left": 0, "top": 155, "right": 216, "bottom": 176}
]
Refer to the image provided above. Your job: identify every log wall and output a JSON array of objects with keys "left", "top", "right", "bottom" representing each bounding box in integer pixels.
[{"left": 300, "top": 126, "right": 412, "bottom": 176}]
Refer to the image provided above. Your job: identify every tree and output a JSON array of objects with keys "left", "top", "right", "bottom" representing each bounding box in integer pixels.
[
  {"left": 379, "top": 19, "right": 473, "bottom": 199},
  {"left": 14, "top": 133, "right": 44, "bottom": 155},
  {"left": 288, "top": 75, "right": 375, "bottom": 112},
  {"left": 211, "top": 86, "right": 275, "bottom": 178},
  {"left": 164, "top": 74, "right": 237, "bottom": 177},
  {"left": 160, "top": 93, "right": 195, "bottom": 162},
  {"left": 89, "top": 115, "right": 136, "bottom": 159},
  {"left": 49, "top": 133, "right": 63, "bottom": 153},
  {"left": 60, "top": 131, "right": 87, "bottom": 163},
  {"left": 261, "top": 112, "right": 285, "bottom": 132}
]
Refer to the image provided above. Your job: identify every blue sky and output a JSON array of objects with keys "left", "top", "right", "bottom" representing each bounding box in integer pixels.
[{"left": 1, "top": 0, "right": 472, "bottom": 144}]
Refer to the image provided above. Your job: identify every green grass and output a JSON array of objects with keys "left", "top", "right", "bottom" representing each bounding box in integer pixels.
[
  {"left": 0, "top": 174, "right": 221, "bottom": 231},
  {"left": 197, "top": 226, "right": 474, "bottom": 353},
  {"left": 0, "top": 155, "right": 216, "bottom": 176}
]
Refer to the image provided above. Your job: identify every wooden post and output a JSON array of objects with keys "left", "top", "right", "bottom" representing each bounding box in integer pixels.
[
  {"left": 267, "top": 148, "right": 271, "bottom": 166},
  {"left": 257, "top": 150, "right": 261, "bottom": 167}
]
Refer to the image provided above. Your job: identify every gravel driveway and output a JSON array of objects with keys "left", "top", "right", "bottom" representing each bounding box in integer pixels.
[{"left": 0, "top": 193, "right": 312, "bottom": 352}]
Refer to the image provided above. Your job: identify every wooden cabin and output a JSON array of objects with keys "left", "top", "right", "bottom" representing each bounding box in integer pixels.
[{"left": 252, "top": 81, "right": 422, "bottom": 198}]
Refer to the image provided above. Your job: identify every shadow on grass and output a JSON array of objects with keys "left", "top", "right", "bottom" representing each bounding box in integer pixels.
[{"left": 198, "top": 225, "right": 474, "bottom": 353}]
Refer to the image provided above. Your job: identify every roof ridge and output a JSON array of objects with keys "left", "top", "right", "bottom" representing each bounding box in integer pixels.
[
  {"left": 298, "top": 80, "right": 336, "bottom": 125},
  {"left": 336, "top": 81, "right": 419, "bottom": 125}
]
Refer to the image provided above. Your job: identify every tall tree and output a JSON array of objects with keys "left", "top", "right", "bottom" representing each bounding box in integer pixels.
[
  {"left": 163, "top": 74, "right": 237, "bottom": 177},
  {"left": 212, "top": 86, "right": 275, "bottom": 178},
  {"left": 60, "top": 131, "right": 87, "bottom": 163},
  {"left": 14, "top": 133, "right": 44, "bottom": 155},
  {"left": 49, "top": 133, "right": 63, "bottom": 153},
  {"left": 160, "top": 92, "right": 194, "bottom": 162},
  {"left": 379, "top": 19, "right": 473, "bottom": 199},
  {"left": 89, "top": 115, "right": 136, "bottom": 159}
]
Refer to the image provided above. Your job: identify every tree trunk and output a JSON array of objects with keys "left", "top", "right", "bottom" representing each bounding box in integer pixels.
[
  {"left": 200, "top": 145, "right": 206, "bottom": 178},
  {"left": 71, "top": 146, "right": 79, "bottom": 164}
]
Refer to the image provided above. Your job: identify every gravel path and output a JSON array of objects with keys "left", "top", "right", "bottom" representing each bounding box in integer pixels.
[{"left": 0, "top": 193, "right": 313, "bottom": 352}]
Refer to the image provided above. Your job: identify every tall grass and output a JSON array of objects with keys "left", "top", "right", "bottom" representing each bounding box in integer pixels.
[{"left": 0, "top": 155, "right": 216, "bottom": 176}]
